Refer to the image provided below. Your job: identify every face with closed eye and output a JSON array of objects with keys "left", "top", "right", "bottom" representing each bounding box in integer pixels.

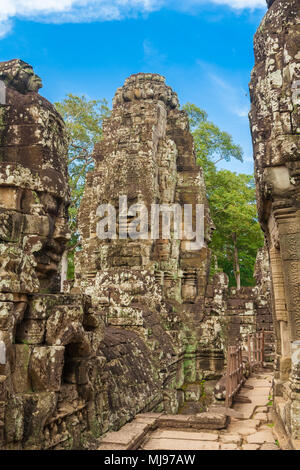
[
  {"left": 29, "top": 192, "right": 71, "bottom": 284},
  {"left": 0, "top": 59, "right": 70, "bottom": 293}
]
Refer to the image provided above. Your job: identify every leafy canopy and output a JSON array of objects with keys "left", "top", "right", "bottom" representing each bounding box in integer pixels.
[
  {"left": 183, "top": 103, "right": 263, "bottom": 287},
  {"left": 55, "top": 94, "right": 110, "bottom": 277}
]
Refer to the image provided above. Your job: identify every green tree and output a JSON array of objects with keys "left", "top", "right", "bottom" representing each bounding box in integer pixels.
[
  {"left": 183, "top": 103, "right": 263, "bottom": 287},
  {"left": 55, "top": 94, "right": 110, "bottom": 279},
  {"left": 183, "top": 103, "right": 243, "bottom": 171},
  {"left": 208, "top": 170, "right": 264, "bottom": 287}
]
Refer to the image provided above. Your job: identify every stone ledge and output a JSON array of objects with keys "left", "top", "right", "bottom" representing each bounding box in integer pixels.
[
  {"left": 99, "top": 421, "right": 155, "bottom": 450},
  {"left": 157, "top": 412, "right": 228, "bottom": 430},
  {"left": 98, "top": 411, "right": 228, "bottom": 450}
]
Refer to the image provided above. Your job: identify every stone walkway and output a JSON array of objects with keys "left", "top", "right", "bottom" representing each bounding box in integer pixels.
[{"left": 99, "top": 371, "right": 280, "bottom": 451}]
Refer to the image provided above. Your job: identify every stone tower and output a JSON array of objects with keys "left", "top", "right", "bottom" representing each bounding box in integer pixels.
[
  {"left": 249, "top": 0, "right": 300, "bottom": 440},
  {"left": 0, "top": 59, "right": 71, "bottom": 293},
  {"left": 0, "top": 60, "right": 96, "bottom": 450},
  {"left": 73, "top": 73, "right": 226, "bottom": 428},
  {"left": 75, "top": 73, "right": 213, "bottom": 307}
]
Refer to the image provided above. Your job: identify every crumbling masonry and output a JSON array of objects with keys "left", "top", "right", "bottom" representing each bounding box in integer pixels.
[{"left": 0, "top": 60, "right": 272, "bottom": 449}]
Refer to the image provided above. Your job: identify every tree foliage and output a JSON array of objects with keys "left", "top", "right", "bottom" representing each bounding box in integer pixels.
[
  {"left": 183, "top": 103, "right": 243, "bottom": 168},
  {"left": 183, "top": 103, "right": 263, "bottom": 287},
  {"left": 208, "top": 170, "right": 264, "bottom": 286},
  {"left": 55, "top": 94, "right": 110, "bottom": 277}
]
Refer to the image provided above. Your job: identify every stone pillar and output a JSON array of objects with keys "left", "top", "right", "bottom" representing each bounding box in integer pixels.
[
  {"left": 249, "top": 0, "right": 300, "bottom": 442},
  {"left": 275, "top": 209, "right": 300, "bottom": 343},
  {"left": 0, "top": 341, "right": 5, "bottom": 365},
  {"left": 269, "top": 244, "right": 291, "bottom": 381},
  {"left": 273, "top": 205, "right": 300, "bottom": 384}
]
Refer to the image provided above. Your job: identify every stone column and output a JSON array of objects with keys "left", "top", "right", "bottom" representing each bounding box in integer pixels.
[
  {"left": 274, "top": 206, "right": 300, "bottom": 343},
  {"left": 269, "top": 244, "right": 291, "bottom": 381}
]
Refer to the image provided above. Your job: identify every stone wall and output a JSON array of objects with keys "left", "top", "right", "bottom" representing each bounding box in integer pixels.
[
  {"left": 206, "top": 247, "right": 273, "bottom": 354},
  {"left": 249, "top": 0, "right": 300, "bottom": 442}
]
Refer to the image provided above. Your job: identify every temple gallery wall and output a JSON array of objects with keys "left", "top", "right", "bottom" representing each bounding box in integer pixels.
[
  {"left": 0, "top": 0, "right": 298, "bottom": 450},
  {"left": 249, "top": 0, "right": 300, "bottom": 441}
]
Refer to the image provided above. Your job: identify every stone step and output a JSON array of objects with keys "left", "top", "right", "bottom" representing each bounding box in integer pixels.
[
  {"left": 142, "top": 438, "right": 220, "bottom": 451},
  {"left": 98, "top": 373, "right": 278, "bottom": 452},
  {"left": 208, "top": 406, "right": 244, "bottom": 419},
  {"left": 246, "top": 430, "right": 276, "bottom": 445},
  {"left": 150, "top": 430, "right": 218, "bottom": 441},
  {"left": 157, "top": 412, "right": 228, "bottom": 430}
]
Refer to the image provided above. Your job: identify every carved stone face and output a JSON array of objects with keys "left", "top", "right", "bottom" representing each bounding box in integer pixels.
[
  {"left": 25, "top": 190, "right": 71, "bottom": 284},
  {"left": 0, "top": 59, "right": 70, "bottom": 293},
  {"left": 0, "top": 59, "right": 42, "bottom": 94},
  {"left": 17, "top": 65, "right": 42, "bottom": 93},
  {"left": 0, "top": 168, "right": 71, "bottom": 293}
]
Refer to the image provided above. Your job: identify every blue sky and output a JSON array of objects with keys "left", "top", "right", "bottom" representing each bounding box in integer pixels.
[{"left": 0, "top": 0, "right": 267, "bottom": 175}]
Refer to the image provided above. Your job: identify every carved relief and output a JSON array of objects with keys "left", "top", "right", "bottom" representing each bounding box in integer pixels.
[{"left": 269, "top": 246, "right": 288, "bottom": 323}]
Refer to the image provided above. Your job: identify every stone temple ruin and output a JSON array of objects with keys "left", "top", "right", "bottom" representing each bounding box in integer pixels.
[
  {"left": 0, "top": 0, "right": 298, "bottom": 450},
  {"left": 0, "top": 60, "right": 273, "bottom": 449}
]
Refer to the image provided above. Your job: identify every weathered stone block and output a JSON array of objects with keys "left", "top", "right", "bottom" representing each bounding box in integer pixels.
[
  {"left": 16, "top": 319, "right": 46, "bottom": 345},
  {"left": 45, "top": 304, "right": 86, "bottom": 346},
  {"left": 5, "top": 396, "right": 24, "bottom": 443},
  {"left": 29, "top": 346, "right": 64, "bottom": 392},
  {"left": 191, "top": 412, "right": 228, "bottom": 430},
  {"left": 11, "top": 344, "right": 32, "bottom": 393}
]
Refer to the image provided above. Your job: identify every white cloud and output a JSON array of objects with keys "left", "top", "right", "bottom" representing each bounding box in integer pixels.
[
  {"left": 169, "top": 0, "right": 266, "bottom": 12},
  {"left": 0, "top": 0, "right": 267, "bottom": 39},
  {"left": 0, "top": 0, "right": 162, "bottom": 34},
  {"left": 209, "top": 0, "right": 266, "bottom": 8},
  {"left": 0, "top": 20, "right": 13, "bottom": 38}
]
